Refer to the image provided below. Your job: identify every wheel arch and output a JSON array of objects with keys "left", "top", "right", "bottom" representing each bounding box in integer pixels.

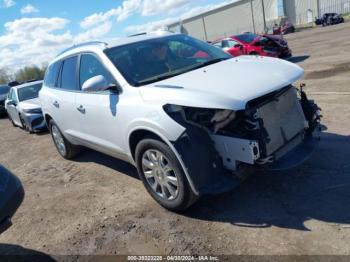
[
  {"left": 44, "top": 113, "right": 52, "bottom": 126},
  {"left": 129, "top": 129, "right": 164, "bottom": 161},
  {"left": 128, "top": 127, "right": 199, "bottom": 196}
]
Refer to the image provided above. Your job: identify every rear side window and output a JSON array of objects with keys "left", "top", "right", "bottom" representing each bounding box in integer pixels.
[
  {"left": 44, "top": 61, "right": 61, "bottom": 88},
  {"left": 60, "top": 56, "right": 78, "bottom": 90}
]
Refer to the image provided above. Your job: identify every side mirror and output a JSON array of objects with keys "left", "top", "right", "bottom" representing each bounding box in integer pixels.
[
  {"left": 234, "top": 44, "right": 243, "bottom": 50},
  {"left": 82, "top": 75, "right": 119, "bottom": 93},
  {"left": 6, "top": 100, "right": 16, "bottom": 106}
]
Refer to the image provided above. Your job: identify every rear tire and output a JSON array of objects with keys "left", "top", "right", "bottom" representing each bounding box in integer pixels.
[
  {"left": 135, "top": 139, "right": 197, "bottom": 211},
  {"left": 49, "top": 119, "right": 81, "bottom": 159}
]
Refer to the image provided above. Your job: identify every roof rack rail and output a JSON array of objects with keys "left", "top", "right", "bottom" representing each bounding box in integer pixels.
[
  {"left": 128, "top": 30, "right": 173, "bottom": 38},
  {"left": 56, "top": 41, "right": 108, "bottom": 57},
  {"left": 128, "top": 32, "right": 147, "bottom": 37}
]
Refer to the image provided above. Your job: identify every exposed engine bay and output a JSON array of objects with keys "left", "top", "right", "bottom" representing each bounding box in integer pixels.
[{"left": 165, "top": 85, "right": 321, "bottom": 172}]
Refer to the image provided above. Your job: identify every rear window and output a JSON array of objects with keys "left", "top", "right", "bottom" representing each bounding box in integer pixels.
[
  {"left": 0, "top": 85, "right": 10, "bottom": 95},
  {"left": 17, "top": 83, "right": 42, "bottom": 102},
  {"left": 44, "top": 61, "right": 62, "bottom": 88},
  {"left": 234, "top": 33, "right": 259, "bottom": 43}
]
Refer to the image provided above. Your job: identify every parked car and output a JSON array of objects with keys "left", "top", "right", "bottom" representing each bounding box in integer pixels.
[
  {"left": 213, "top": 33, "right": 291, "bottom": 58},
  {"left": 5, "top": 80, "right": 46, "bottom": 133},
  {"left": 0, "top": 165, "right": 24, "bottom": 234},
  {"left": 262, "top": 34, "right": 292, "bottom": 58},
  {"left": 0, "top": 85, "right": 11, "bottom": 116},
  {"left": 272, "top": 20, "right": 295, "bottom": 35},
  {"left": 39, "top": 32, "right": 321, "bottom": 211},
  {"left": 315, "top": 13, "right": 344, "bottom": 26}
]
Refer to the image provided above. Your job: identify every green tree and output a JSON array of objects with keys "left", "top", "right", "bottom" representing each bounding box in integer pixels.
[
  {"left": 0, "top": 68, "right": 12, "bottom": 85},
  {"left": 15, "top": 64, "right": 47, "bottom": 83}
]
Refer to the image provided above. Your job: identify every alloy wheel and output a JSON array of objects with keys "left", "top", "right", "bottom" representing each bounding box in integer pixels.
[
  {"left": 51, "top": 125, "right": 66, "bottom": 156},
  {"left": 141, "top": 149, "right": 179, "bottom": 200}
]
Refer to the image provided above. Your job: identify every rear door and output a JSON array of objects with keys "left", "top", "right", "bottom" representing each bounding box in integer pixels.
[
  {"left": 56, "top": 56, "right": 81, "bottom": 139},
  {"left": 74, "top": 53, "right": 124, "bottom": 157},
  {"left": 42, "top": 57, "right": 80, "bottom": 140}
]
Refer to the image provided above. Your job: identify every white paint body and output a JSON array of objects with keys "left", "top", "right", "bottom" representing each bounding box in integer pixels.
[{"left": 39, "top": 33, "right": 305, "bottom": 191}]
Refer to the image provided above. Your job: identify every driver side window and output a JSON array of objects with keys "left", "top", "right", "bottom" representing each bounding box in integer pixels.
[{"left": 79, "top": 54, "right": 113, "bottom": 90}]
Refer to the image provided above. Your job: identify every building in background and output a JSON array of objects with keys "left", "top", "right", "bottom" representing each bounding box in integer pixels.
[
  {"left": 168, "top": 0, "right": 279, "bottom": 41},
  {"left": 167, "top": 0, "right": 349, "bottom": 41}
]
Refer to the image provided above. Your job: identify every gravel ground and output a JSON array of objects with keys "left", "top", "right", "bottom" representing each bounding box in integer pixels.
[{"left": 0, "top": 22, "right": 350, "bottom": 257}]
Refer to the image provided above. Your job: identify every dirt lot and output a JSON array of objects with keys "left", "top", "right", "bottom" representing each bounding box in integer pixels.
[{"left": 0, "top": 22, "right": 350, "bottom": 257}]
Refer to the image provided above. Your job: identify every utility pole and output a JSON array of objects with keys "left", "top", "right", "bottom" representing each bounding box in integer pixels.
[
  {"left": 261, "top": 0, "right": 267, "bottom": 33},
  {"left": 250, "top": 0, "right": 256, "bottom": 33},
  {"left": 316, "top": 0, "right": 320, "bottom": 18}
]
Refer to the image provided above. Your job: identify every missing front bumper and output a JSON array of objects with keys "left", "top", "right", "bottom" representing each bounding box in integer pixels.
[
  {"left": 267, "top": 128, "right": 320, "bottom": 171},
  {"left": 211, "top": 127, "right": 320, "bottom": 172}
]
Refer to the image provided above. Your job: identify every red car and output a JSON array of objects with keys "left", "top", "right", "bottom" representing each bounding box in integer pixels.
[{"left": 213, "top": 33, "right": 291, "bottom": 59}]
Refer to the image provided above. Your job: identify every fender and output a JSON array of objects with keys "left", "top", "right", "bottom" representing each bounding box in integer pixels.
[{"left": 127, "top": 125, "right": 200, "bottom": 196}]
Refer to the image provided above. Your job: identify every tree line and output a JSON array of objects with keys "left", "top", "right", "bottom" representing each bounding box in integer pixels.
[{"left": 0, "top": 64, "right": 47, "bottom": 85}]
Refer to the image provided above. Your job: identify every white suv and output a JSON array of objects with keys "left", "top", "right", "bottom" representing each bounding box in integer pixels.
[{"left": 39, "top": 32, "right": 321, "bottom": 211}]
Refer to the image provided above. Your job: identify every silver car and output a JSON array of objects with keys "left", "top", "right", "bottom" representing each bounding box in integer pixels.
[
  {"left": 5, "top": 80, "right": 46, "bottom": 133},
  {"left": 39, "top": 32, "right": 321, "bottom": 211}
]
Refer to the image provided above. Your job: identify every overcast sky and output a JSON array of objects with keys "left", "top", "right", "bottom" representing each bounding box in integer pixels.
[{"left": 0, "top": 0, "right": 237, "bottom": 71}]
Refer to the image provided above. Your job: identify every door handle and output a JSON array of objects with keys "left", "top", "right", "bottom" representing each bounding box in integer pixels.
[
  {"left": 77, "top": 105, "right": 86, "bottom": 114},
  {"left": 53, "top": 101, "right": 60, "bottom": 108}
]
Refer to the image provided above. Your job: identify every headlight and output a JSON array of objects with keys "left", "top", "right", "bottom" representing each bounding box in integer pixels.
[
  {"left": 164, "top": 104, "right": 236, "bottom": 133},
  {"left": 23, "top": 108, "right": 42, "bottom": 114}
]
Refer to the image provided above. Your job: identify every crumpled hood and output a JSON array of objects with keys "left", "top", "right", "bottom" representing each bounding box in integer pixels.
[
  {"left": 19, "top": 97, "right": 41, "bottom": 110},
  {"left": 139, "top": 56, "right": 304, "bottom": 110}
]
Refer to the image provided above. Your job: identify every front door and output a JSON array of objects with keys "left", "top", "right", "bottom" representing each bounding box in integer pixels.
[
  {"left": 222, "top": 39, "right": 244, "bottom": 57},
  {"left": 75, "top": 53, "right": 124, "bottom": 157},
  {"left": 6, "top": 89, "right": 21, "bottom": 126}
]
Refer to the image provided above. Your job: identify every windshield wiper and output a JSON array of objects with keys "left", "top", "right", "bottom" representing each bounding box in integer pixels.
[
  {"left": 197, "top": 57, "right": 229, "bottom": 68},
  {"left": 138, "top": 72, "right": 184, "bottom": 86}
]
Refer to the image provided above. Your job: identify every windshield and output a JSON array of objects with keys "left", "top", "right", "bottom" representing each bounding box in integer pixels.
[
  {"left": 0, "top": 85, "right": 10, "bottom": 95},
  {"left": 104, "top": 34, "right": 231, "bottom": 86},
  {"left": 17, "top": 83, "right": 42, "bottom": 102}
]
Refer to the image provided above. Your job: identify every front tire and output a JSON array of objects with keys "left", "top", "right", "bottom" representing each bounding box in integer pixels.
[
  {"left": 135, "top": 139, "right": 197, "bottom": 211},
  {"left": 19, "top": 114, "right": 27, "bottom": 131},
  {"left": 7, "top": 113, "right": 16, "bottom": 127},
  {"left": 49, "top": 119, "right": 81, "bottom": 159}
]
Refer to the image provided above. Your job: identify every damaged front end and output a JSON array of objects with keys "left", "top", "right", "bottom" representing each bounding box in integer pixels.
[{"left": 164, "top": 85, "right": 321, "bottom": 195}]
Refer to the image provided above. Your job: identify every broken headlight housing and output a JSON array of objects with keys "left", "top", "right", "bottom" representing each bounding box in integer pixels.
[{"left": 163, "top": 104, "right": 236, "bottom": 133}]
